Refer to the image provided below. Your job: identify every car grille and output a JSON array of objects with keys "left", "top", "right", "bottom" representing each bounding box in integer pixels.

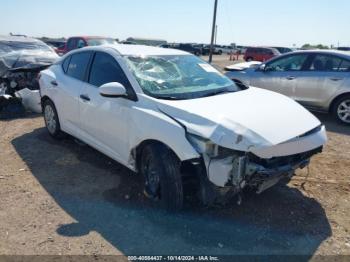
[{"left": 248, "top": 146, "right": 323, "bottom": 169}]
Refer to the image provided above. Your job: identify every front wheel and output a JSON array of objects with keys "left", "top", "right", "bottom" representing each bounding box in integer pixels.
[
  {"left": 332, "top": 95, "right": 350, "bottom": 125},
  {"left": 140, "top": 144, "right": 183, "bottom": 211}
]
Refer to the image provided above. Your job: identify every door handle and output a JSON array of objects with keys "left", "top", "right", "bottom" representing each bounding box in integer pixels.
[
  {"left": 80, "top": 94, "right": 90, "bottom": 102},
  {"left": 50, "top": 80, "right": 58, "bottom": 86},
  {"left": 286, "top": 76, "right": 296, "bottom": 80},
  {"left": 330, "top": 77, "right": 343, "bottom": 81}
]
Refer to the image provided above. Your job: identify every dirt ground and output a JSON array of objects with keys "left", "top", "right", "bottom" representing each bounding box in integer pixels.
[{"left": 0, "top": 55, "right": 350, "bottom": 260}]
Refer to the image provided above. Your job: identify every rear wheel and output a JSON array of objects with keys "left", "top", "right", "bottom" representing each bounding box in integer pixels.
[
  {"left": 332, "top": 95, "right": 350, "bottom": 125},
  {"left": 140, "top": 144, "right": 183, "bottom": 211},
  {"left": 246, "top": 57, "right": 253, "bottom": 62},
  {"left": 43, "top": 99, "right": 64, "bottom": 138}
]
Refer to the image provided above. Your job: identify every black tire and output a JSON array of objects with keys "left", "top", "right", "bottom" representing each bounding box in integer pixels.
[
  {"left": 332, "top": 95, "right": 350, "bottom": 125},
  {"left": 43, "top": 99, "right": 64, "bottom": 138},
  {"left": 218, "top": 50, "right": 223, "bottom": 55},
  {"left": 246, "top": 57, "right": 253, "bottom": 62},
  {"left": 194, "top": 51, "right": 201, "bottom": 56},
  {"left": 140, "top": 144, "right": 183, "bottom": 211}
]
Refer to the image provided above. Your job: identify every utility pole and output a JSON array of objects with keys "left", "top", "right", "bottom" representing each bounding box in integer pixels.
[
  {"left": 209, "top": 0, "right": 218, "bottom": 63},
  {"left": 214, "top": 25, "right": 218, "bottom": 45}
]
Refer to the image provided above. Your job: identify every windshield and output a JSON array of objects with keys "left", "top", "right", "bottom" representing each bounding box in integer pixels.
[
  {"left": 87, "top": 38, "right": 117, "bottom": 46},
  {"left": 125, "top": 55, "right": 239, "bottom": 100}
]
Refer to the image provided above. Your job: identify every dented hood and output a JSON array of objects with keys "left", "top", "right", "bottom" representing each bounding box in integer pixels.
[{"left": 157, "top": 87, "right": 321, "bottom": 151}]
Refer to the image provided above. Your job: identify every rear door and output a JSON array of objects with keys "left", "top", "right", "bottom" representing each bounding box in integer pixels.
[
  {"left": 55, "top": 51, "right": 92, "bottom": 135},
  {"left": 79, "top": 51, "right": 137, "bottom": 163},
  {"left": 295, "top": 53, "right": 350, "bottom": 108},
  {"left": 250, "top": 53, "right": 309, "bottom": 97}
]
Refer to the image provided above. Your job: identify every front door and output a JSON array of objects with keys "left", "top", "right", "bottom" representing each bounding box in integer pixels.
[
  {"left": 79, "top": 52, "right": 137, "bottom": 163},
  {"left": 251, "top": 53, "right": 309, "bottom": 98}
]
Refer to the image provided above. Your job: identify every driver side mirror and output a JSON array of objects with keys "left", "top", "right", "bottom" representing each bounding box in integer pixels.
[{"left": 99, "top": 82, "right": 127, "bottom": 98}]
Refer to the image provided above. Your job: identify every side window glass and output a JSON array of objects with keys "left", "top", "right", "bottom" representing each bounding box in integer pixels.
[
  {"left": 89, "top": 52, "right": 132, "bottom": 91},
  {"left": 338, "top": 59, "right": 350, "bottom": 72},
  {"left": 62, "top": 56, "right": 71, "bottom": 73},
  {"left": 266, "top": 54, "right": 308, "bottom": 72},
  {"left": 66, "top": 52, "right": 91, "bottom": 81},
  {"left": 77, "top": 39, "right": 86, "bottom": 49},
  {"left": 309, "top": 55, "right": 342, "bottom": 71},
  {"left": 67, "top": 39, "right": 76, "bottom": 51}
]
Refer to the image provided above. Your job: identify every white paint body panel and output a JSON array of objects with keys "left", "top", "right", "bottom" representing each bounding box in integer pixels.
[
  {"left": 157, "top": 87, "right": 325, "bottom": 157},
  {"left": 39, "top": 45, "right": 326, "bottom": 176}
]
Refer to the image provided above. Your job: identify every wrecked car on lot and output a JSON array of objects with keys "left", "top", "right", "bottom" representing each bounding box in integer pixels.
[
  {"left": 39, "top": 44, "right": 327, "bottom": 210},
  {"left": 0, "top": 36, "right": 58, "bottom": 115}
]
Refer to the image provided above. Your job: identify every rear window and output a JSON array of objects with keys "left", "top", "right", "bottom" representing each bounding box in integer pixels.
[
  {"left": 339, "top": 59, "right": 350, "bottom": 72},
  {"left": 62, "top": 56, "right": 71, "bottom": 73},
  {"left": 66, "top": 52, "right": 92, "bottom": 81}
]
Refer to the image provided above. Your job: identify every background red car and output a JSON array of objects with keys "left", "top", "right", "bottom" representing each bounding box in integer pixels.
[
  {"left": 244, "top": 47, "right": 280, "bottom": 62},
  {"left": 60, "top": 36, "right": 117, "bottom": 55}
]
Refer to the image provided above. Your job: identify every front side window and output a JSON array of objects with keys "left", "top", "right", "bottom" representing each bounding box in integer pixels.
[
  {"left": 125, "top": 55, "right": 238, "bottom": 100},
  {"left": 77, "top": 39, "right": 86, "bottom": 48},
  {"left": 266, "top": 54, "right": 308, "bottom": 72},
  {"left": 67, "top": 39, "right": 76, "bottom": 51},
  {"left": 66, "top": 52, "right": 91, "bottom": 81},
  {"left": 309, "top": 55, "right": 342, "bottom": 71},
  {"left": 89, "top": 52, "right": 131, "bottom": 89}
]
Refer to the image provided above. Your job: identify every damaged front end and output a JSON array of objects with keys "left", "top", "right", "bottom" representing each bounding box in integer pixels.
[
  {"left": 186, "top": 131, "right": 324, "bottom": 205},
  {"left": 0, "top": 36, "right": 58, "bottom": 116}
]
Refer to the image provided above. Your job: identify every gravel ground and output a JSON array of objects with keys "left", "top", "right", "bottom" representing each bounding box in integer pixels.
[{"left": 0, "top": 55, "right": 349, "bottom": 260}]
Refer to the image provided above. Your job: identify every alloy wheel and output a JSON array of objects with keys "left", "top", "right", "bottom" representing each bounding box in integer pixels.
[
  {"left": 337, "top": 99, "right": 350, "bottom": 124},
  {"left": 44, "top": 105, "right": 57, "bottom": 134}
]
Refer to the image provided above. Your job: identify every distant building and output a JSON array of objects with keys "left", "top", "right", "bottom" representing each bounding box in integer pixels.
[{"left": 126, "top": 37, "right": 167, "bottom": 46}]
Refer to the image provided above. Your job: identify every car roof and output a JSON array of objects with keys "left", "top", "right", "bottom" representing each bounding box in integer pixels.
[
  {"left": 69, "top": 36, "right": 113, "bottom": 39},
  {"left": 73, "top": 44, "right": 189, "bottom": 56},
  {"left": 287, "top": 49, "right": 350, "bottom": 58},
  {"left": 0, "top": 35, "right": 44, "bottom": 44}
]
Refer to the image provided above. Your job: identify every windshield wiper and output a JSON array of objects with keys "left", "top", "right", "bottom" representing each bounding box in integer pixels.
[
  {"left": 154, "top": 95, "right": 181, "bottom": 100},
  {"left": 200, "top": 89, "right": 233, "bottom": 98}
]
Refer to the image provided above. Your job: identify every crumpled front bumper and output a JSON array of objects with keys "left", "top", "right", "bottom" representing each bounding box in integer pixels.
[
  {"left": 204, "top": 144, "right": 323, "bottom": 193},
  {"left": 248, "top": 158, "right": 310, "bottom": 194}
]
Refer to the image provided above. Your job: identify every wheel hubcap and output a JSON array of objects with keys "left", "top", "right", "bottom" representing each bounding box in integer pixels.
[
  {"left": 44, "top": 105, "right": 56, "bottom": 134},
  {"left": 143, "top": 158, "right": 160, "bottom": 198},
  {"left": 337, "top": 99, "right": 350, "bottom": 123}
]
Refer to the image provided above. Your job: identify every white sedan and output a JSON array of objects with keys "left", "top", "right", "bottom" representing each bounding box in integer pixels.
[{"left": 39, "top": 44, "right": 327, "bottom": 210}]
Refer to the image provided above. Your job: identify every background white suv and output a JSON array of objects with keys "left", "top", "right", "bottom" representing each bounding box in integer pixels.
[{"left": 39, "top": 44, "right": 327, "bottom": 210}]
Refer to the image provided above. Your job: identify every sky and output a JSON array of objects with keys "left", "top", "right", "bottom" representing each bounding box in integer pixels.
[{"left": 1, "top": 0, "right": 350, "bottom": 47}]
